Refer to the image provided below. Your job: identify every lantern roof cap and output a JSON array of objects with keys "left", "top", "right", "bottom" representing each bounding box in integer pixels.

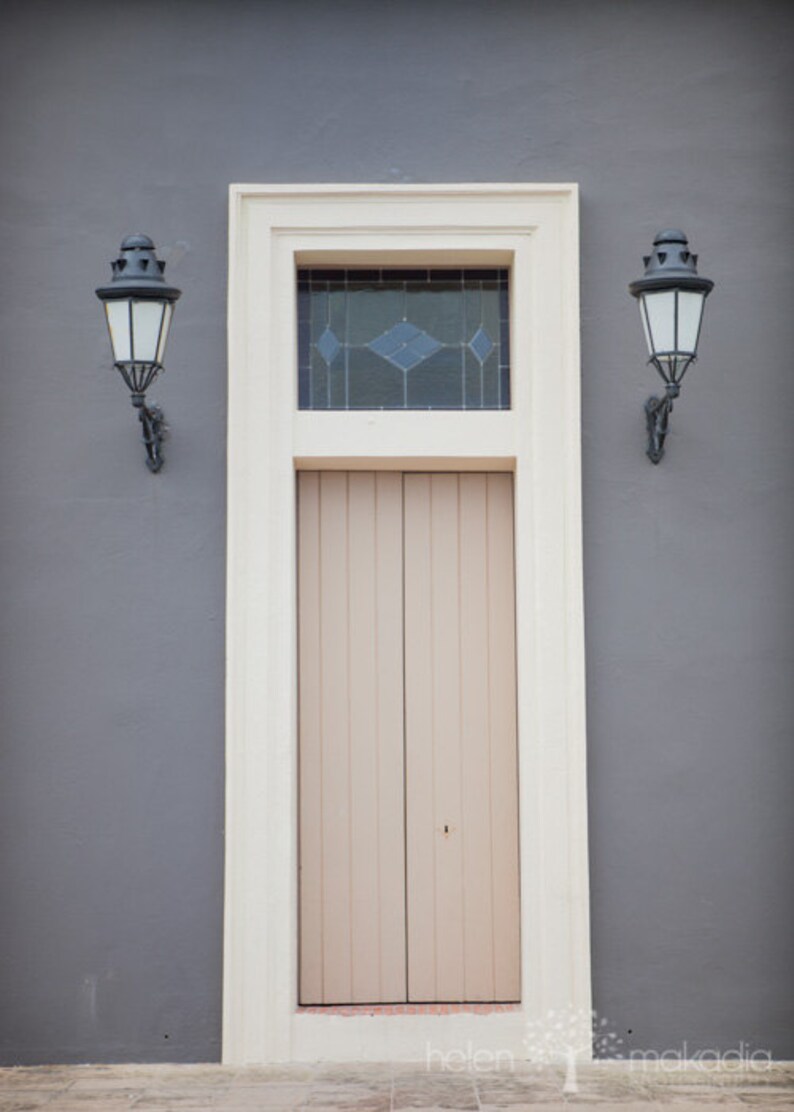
[
  {"left": 120, "top": 233, "right": 155, "bottom": 250},
  {"left": 96, "top": 234, "right": 181, "bottom": 303},
  {"left": 629, "top": 229, "right": 713, "bottom": 298},
  {"left": 653, "top": 229, "right": 688, "bottom": 245}
]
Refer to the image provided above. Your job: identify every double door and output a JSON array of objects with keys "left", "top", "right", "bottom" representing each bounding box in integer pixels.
[{"left": 298, "top": 471, "right": 520, "bottom": 1004}]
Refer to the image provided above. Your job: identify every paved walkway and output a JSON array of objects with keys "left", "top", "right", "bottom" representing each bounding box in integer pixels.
[{"left": 0, "top": 1062, "right": 792, "bottom": 1110}]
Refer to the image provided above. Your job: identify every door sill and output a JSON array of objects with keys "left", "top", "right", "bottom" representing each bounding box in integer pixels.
[{"left": 297, "top": 1002, "right": 521, "bottom": 1016}]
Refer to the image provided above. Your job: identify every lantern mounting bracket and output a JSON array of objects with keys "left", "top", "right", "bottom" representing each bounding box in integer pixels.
[
  {"left": 644, "top": 380, "right": 680, "bottom": 465},
  {"left": 116, "top": 360, "right": 167, "bottom": 471},
  {"left": 130, "top": 392, "right": 167, "bottom": 473}
]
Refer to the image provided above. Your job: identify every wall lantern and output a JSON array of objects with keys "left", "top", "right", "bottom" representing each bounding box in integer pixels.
[
  {"left": 95, "top": 235, "right": 181, "bottom": 472},
  {"left": 629, "top": 229, "right": 714, "bottom": 463}
]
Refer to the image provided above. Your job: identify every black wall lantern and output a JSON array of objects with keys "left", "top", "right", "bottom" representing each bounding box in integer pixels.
[
  {"left": 629, "top": 230, "right": 714, "bottom": 463},
  {"left": 96, "top": 235, "right": 181, "bottom": 472}
]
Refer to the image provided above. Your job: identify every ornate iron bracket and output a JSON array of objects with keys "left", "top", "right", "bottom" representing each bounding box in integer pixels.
[
  {"left": 130, "top": 393, "right": 166, "bottom": 473},
  {"left": 644, "top": 381, "right": 680, "bottom": 465}
]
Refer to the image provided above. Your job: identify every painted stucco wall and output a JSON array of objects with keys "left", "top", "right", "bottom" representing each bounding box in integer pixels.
[{"left": 0, "top": 0, "right": 791, "bottom": 1065}]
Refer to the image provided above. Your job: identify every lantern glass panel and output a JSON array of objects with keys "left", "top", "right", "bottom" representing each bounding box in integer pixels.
[
  {"left": 676, "top": 290, "right": 705, "bottom": 355},
  {"left": 105, "top": 300, "right": 132, "bottom": 363},
  {"left": 642, "top": 290, "right": 676, "bottom": 356},
  {"left": 131, "top": 300, "right": 167, "bottom": 364},
  {"left": 156, "top": 302, "right": 173, "bottom": 364},
  {"left": 638, "top": 298, "right": 653, "bottom": 355}
]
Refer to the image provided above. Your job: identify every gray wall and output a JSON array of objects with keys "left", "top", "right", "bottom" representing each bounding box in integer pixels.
[{"left": 1, "top": 0, "right": 791, "bottom": 1065}]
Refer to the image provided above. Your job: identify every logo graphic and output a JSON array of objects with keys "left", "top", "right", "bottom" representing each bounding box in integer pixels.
[
  {"left": 523, "top": 1007, "right": 623, "bottom": 1093},
  {"left": 426, "top": 1007, "right": 772, "bottom": 1093}
]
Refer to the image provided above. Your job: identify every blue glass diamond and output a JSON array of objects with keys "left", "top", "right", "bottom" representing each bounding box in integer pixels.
[
  {"left": 468, "top": 326, "right": 494, "bottom": 363},
  {"left": 408, "top": 332, "right": 443, "bottom": 359},
  {"left": 369, "top": 321, "right": 442, "bottom": 370},
  {"left": 390, "top": 346, "right": 424, "bottom": 371},
  {"left": 316, "top": 327, "right": 340, "bottom": 366},
  {"left": 369, "top": 332, "right": 402, "bottom": 359},
  {"left": 389, "top": 321, "right": 422, "bottom": 344},
  {"left": 369, "top": 321, "right": 420, "bottom": 360}
]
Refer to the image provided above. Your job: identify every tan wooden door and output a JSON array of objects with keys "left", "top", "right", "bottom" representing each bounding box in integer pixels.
[
  {"left": 298, "top": 472, "right": 407, "bottom": 1005},
  {"left": 298, "top": 471, "right": 520, "bottom": 1005}
]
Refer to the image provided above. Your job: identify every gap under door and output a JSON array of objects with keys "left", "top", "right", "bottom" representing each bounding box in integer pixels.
[{"left": 298, "top": 471, "right": 520, "bottom": 1005}]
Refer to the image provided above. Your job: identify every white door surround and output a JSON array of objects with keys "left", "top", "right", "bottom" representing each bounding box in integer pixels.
[{"left": 224, "top": 183, "right": 590, "bottom": 1063}]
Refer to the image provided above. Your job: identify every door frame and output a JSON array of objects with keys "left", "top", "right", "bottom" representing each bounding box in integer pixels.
[{"left": 224, "top": 184, "right": 590, "bottom": 1063}]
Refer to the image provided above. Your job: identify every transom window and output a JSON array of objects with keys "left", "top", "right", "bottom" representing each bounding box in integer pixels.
[{"left": 297, "top": 268, "right": 510, "bottom": 410}]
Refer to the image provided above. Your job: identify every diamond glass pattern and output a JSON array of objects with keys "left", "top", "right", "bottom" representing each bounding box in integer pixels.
[
  {"left": 369, "top": 322, "right": 443, "bottom": 370},
  {"left": 468, "top": 326, "right": 494, "bottom": 363},
  {"left": 298, "top": 269, "right": 510, "bottom": 410},
  {"left": 316, "top": 327, "right": 341, "bottom": 366}
]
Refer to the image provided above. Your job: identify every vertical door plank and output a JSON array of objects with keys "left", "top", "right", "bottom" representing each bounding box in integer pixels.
[
  {"left": 405, "top": 474, "right": 466, "bottom": 1001},
  {"left": 459, "top": 474, "right": 496, "bottom": 1000},
  {"left": 403, "top": 475, "right": 437, "bottom": 1000},
  {"left": 348, "top": 473, "right": 380, "bottom": 1000},
  {"left": 372, "top": 473, "right": 409, "bottom": 1002},
  {"left": 429, "top": 475, "right": 466, "bottom": 1000},
  {"left": 298, "top": 471, "right": 406, "bottom": 1004},
  {"left": 318, "top": 472, "right": 353, "bottom": 1003},
  {"left": 485, "top": 474, "right": 521, "bottom": 1000},
  {"left": 298, "top": 473, "right": 323, "bottom": 1003}
]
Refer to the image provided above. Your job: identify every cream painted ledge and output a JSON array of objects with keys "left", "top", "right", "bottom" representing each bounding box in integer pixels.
[
  {"left": 293, "top": 411, "right": 518, "bottom": 466},
  {"left": 224, "top": 183, "right": 589, "bottom": 1065}
]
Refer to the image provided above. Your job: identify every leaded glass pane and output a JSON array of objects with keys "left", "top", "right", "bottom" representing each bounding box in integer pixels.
[{"left": 297, "top": 269, "right": 510, "bottom": 410}]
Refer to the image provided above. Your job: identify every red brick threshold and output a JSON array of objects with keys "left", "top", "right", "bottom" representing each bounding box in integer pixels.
[{"left": 298, "top": 1003, "right": 521, "bottom": 1016}]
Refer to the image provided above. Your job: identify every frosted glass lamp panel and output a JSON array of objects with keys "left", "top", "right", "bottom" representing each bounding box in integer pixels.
[
  {"left": 105, "top": 300, "right": 132, "bottom": 363},
  {"left": 643, "top": 291, "right": 676, "bottom": 357},
  {"left": 155, "top": 302, "right": 173, "bottom": 364},
  {"left": 131, "top": 300, "right": 166, "bottom": 363},
  {"left": 638, "top": 299, "right": 653, "bottom": 356},
  {"left": 676, "top": 290, "right": 705, "bottom": 355}
]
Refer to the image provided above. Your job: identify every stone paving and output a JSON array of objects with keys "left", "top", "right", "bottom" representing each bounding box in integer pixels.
[{"left": 0, "top": 1062, "right": 792, "bottom": 1111}]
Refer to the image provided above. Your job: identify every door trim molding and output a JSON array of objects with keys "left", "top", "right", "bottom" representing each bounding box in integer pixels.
[{"left": 224, "top": 184, "right": 590, "bottom": 1062}]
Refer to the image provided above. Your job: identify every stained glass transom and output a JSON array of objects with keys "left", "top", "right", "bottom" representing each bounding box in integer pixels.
[{"left": 297, "top": 269, "right": 510, "bottom": 410}]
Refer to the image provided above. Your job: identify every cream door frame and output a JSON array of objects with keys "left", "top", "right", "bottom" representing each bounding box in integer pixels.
[{"left": 224, "top": 183, "right": 590, "bottom": 1063}]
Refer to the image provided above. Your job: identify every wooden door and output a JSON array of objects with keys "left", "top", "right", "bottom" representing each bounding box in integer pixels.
[
  {"left": 297, "top": 472, "right": 407, "bottom": 1005},
  {"left": 404, "top": 473, "right": 520, "bottom": 1002},
  {"left": 298, "top": 471, "right": 520, "bottom": 1005}
]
